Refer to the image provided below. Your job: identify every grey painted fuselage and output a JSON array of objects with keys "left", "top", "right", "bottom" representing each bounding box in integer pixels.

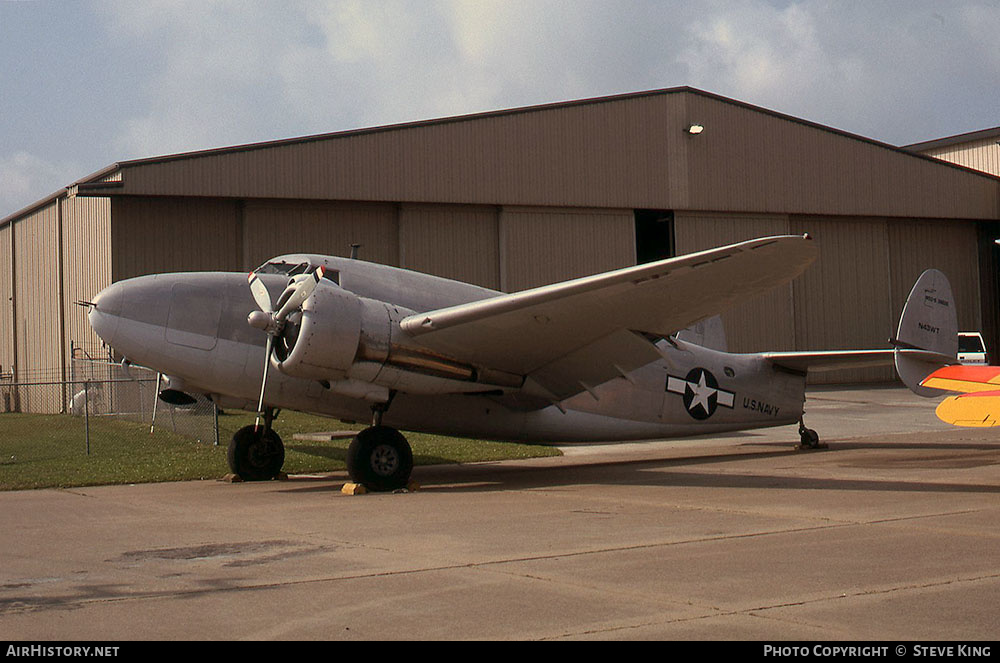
[{"left": 87, "top": 255, "right": 806, "bottom": 443}]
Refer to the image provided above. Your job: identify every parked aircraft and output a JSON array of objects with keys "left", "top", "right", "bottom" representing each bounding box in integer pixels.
[{"left": 85, "top": 235, "right": 957, "bottom": 490}]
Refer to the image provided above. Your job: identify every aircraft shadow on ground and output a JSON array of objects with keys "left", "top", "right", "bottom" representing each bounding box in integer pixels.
[{"left": 275, "top": 440, "right": 1000, "bottom": 496}]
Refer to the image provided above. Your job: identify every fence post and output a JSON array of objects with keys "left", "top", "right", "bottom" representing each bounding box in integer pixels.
[
  {"left": 214, "top": 401, "right": 220, "bottom": 446},
  {"left": 84, "top": 381, "right": 91, "bottom": 455}
]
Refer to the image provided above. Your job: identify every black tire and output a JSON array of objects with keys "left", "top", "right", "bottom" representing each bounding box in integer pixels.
[
  {"left": 227, "top": 425, "right": 285, "bottom": 481},
  {"left": 800, "top": 427, "right": 820, "bottom": 448},
  {"left": 346, "top": 426, "right": 413, "bottom": 491}
]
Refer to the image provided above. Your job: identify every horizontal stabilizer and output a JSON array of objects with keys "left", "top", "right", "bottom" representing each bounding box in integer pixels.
[
  {"left": 762, "top": 349, "right": 894, "bottom": 373},
  {"left": 761, "top": 348, "right": 953, "bottom": 374}
]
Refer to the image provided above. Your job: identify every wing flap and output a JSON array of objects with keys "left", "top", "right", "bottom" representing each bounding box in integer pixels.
[{"left": 523, "top": 328, "right": 663, "bottom": 402}]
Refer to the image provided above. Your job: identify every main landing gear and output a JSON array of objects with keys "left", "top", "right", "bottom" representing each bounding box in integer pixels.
[
  {"left": 346, "top": 394, "right": 414, "bottom": 492},
  {"left": 226, "top": 397, "right": 414, "bottom": 491},
  {"left": 227, "top": 407, "right": 286, "bottom": 481}
]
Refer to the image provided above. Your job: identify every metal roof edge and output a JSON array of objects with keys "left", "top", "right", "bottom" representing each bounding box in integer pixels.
[
  {"left": 109, "top": 86, "right": 699, "bottom": 169},
  {"left": 683, "top": 89, "right": 1000, "bottom": 183},
  {"left": 5, "top": 87, "right": 997, "bottom": 228},
  {"left": 108, "top": 86, "right": 1000, "bottom": 184},
  {"left": 903, "top": 126, "right": 1000, "bottom": 153},
  {"left": 0, "top": 187, "right": 67, "bottom": 228},
  {"left": 1, "top": 162, "right": 121, "bottom": 228}
]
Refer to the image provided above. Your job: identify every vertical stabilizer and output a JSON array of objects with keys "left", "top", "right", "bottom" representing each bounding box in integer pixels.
[
  {"left": 675, "top": 315, "right": 727, "bottom": 352},
  {"left": 895, "top": 269, "right": 958, "bottom": 396}
]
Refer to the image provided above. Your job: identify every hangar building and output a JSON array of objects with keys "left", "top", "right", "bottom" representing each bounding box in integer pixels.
[
  {"left": 3, "top": 87, "right": 999, "bottom": 394},
  {"left": 906, "top": 126, "right": 1000, "bottom": 178}
]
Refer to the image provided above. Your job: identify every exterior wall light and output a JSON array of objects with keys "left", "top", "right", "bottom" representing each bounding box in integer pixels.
[{"left": 686, "top": 124, "right": 705, "bottom": 135}]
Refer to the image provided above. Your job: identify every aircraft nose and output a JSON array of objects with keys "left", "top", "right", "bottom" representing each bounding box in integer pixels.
[{"left": 88, "top": 280, "right": 126, "bottom": 345}]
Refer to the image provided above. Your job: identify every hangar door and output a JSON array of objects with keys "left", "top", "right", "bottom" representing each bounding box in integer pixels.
[
  {"left": 499, "top": 207, "right": 635, "bottom": 292},
  {"left": 673, "top": 212, "right": 794, "bottom": 353},
  {"left": 242, "top": 200, "right": 398, "bottom": 269}
]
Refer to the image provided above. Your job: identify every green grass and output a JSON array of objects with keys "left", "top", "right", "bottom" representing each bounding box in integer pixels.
[{"left": 0, "top": 410, "right": 560, "bottom": 491}]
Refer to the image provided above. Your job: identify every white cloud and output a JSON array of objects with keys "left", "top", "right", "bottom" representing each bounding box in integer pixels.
[{"left": 14, "top": 0, "right": 1000, "bottom": 192}]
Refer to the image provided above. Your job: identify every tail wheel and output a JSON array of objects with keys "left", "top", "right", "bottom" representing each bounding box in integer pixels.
[
  {"left": 227, "top": 425, "right": 285, "bottom": 481},
  {"left": 798, "top": 420, "right": 820, "bottom": 449},
  {"left": 347, "top": 426, "right": 413, "bottom": 491}
]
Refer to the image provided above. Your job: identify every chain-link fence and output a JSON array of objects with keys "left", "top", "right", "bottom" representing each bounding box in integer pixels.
[{"left": 0, "top": 357, "right": 219, "bottom": 460}]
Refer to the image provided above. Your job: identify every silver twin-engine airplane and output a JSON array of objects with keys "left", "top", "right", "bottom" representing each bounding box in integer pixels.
[{"left": 85, "top": 235, "right": 958, "bottom": 490}]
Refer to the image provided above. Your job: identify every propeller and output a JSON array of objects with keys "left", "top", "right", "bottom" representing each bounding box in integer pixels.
[{"left": 247, "top": 266, "right": 325, "bottom": 430}]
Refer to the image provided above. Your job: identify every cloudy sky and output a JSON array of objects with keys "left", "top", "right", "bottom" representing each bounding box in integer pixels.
[{"left": 1, "top": 0, "right": 998, "bottom": 215}]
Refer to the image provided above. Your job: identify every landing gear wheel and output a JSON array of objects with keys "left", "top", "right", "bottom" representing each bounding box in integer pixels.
[
  {"left": 798, "top": 420, "right": 821, "bottom": 449},
  {"left": 227, "top": 425, "right": 285, "bottom": 481},
  {"left": 347, "top": 425, "right": 413, "bottom": 492}
]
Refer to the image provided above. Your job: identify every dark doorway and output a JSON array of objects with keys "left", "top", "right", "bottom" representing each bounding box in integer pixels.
[{"left": 634, "top": 210, "right": 674, "bottom": 264}]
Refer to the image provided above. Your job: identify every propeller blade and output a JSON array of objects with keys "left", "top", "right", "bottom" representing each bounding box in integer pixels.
[
  {"left": 275, "top": 267, "right": 325, "bottom": 322},
  {"left": 254, "top": 334, "right": 274, "bottom": 431},
  {"left": 248, "top": 272, "right": 273, "bottom": 314}
]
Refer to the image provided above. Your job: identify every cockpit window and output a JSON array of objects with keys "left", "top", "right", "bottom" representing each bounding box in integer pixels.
[
  {"left": 254, "top": 260, "right": 340, "bottom": 284},
  {"left": 256, "top": 261, "right": 309, "bottom": 276}
]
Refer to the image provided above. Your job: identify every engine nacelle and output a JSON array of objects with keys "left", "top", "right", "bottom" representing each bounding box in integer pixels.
[
  {"left": 271, "top": 281, "right": 524, "bottom": 397},
  {"left": 273, "top": 283, "right": 364, "bottom": 381}
]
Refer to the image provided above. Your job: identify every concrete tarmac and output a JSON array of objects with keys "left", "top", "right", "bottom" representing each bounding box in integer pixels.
[{"left": 1, "top": 385, "right": 998, "bottom": 641}]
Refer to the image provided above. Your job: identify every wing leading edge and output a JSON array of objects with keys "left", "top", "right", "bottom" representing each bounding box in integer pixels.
[{"left": 401, "top": 235, "right": 819, "bottom": 402}]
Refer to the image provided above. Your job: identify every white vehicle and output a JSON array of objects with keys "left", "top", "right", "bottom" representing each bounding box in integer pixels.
[{"left": 958, "top": 332, "right": 987, "bottom": 365}]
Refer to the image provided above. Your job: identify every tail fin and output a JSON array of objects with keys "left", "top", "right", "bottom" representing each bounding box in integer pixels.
[
  {"left": 894, "top": 269, "right": 958, "bottom": 397},
  {"left": 675, "top": 315, "right": 727, "bottom": 352}
]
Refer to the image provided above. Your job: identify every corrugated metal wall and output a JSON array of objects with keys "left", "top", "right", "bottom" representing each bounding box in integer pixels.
[
  {"left": 921, "top": 139, "right": 1000, "bottom": 177},
  {"left": 111, "top": 197, "right": 241, "bottom": 279},
  {"left": 674, "top": 211, "right": 794, "bottom": 352},
  {"left": 399, "top": 204, "right": 500, "bottom": 289},
  {"left": 10, "top": 203, "right": 63, "bottom": 411},
  {"left": 84, "top": 89, "right": 999, "bottom": 221},
  {"left": 0, "top": 197, "right": 114, "bottom": 411},
  {"left": 98, "top": 94, "right": 690, "bottom": 210},
  {"left": 683, "top": 94, "right": 999, "bottom": 219},
  {"left": 0, "top": 223, "right": 13, "bottom": 378},
  {"left": 885, "top": 219, "right": 981, "bottom": 331},
  {"left": 499, "top": 207, "right": 636, "bottom": 291},
  {"left": 111, "top": 197, "right": 637, "bottom": 294},
  {"left": 63, "top": 196, "right": 112, "bottom": 361},
  {"left": 243, "top": 200, "right": 398, "bottom": 270},
  {"left": 789, "top": 216, "right": 895, "bottom": 382},
  {"left": 675, "top": 212, "right": 982, "bottom": 383}
]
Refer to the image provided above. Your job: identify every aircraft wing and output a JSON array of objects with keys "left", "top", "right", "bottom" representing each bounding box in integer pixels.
[
  {"left": 919, "top": 366, "right": 1000, "bottom": 428},
  {"left": 400, "top": 235, "right": 817, "bottom": 402}
]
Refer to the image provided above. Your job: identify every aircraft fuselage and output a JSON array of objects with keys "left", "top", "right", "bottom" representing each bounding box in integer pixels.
[{"left": 87, "top": 256, "right": 805, "bottom": 444}]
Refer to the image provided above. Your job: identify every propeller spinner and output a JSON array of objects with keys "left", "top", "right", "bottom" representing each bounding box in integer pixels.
[{"left": 247, "top": 266, "right": 325, "bottom": 429}]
